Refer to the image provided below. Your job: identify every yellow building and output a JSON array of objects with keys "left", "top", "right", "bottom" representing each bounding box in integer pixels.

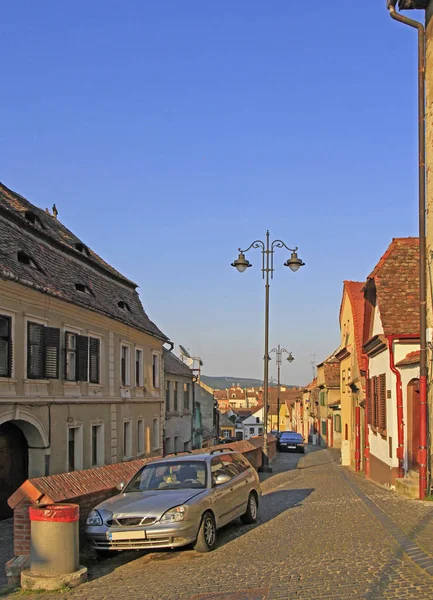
[
  {"left": 316, "top": 351, "right": 341, "bottom": 447},
  {"left": 336, "top": 281, "right": 367, "bottom": 469}
]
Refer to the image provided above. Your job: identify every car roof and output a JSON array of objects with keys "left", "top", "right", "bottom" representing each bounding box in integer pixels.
[{"left": 150, "top": 450, "right": 238, "bottom": 464}]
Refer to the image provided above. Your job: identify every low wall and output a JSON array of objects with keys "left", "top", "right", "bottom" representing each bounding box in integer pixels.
[{"left": 6, "top": 435, "right": 276, "bottom": 583}]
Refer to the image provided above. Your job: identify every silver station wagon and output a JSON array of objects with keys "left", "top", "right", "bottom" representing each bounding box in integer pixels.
[{"left": 86, "top": 449, "right": 261, "bottom": 555}]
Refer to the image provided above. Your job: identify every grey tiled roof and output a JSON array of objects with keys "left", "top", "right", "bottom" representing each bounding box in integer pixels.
[
  {"left": 164, "top": 351, "right": 193, "bottom": 377},
  {"left": 0, "top": 183, "right": 168, "bottom": 341}
]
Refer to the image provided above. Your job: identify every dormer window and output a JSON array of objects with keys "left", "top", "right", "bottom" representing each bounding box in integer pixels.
[
  {"left": 75, "top": 283, "right": 94, "bottom": 296},
  {"left": 17, "top": 251, "right": 44, "bottom": 272},
  {"left": 118, "top": 301, "right": 131, "bottom": 312},
  {"left": 75, "top": 243, "right": 89, "bottom": 256},
  {"left": 24, "top": 211, "right": 43, "bottom": 228}
]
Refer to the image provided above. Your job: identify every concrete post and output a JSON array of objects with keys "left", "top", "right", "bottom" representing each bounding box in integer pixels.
[{"left": 426, "top": 1, "right": 433, "bottom": 496}]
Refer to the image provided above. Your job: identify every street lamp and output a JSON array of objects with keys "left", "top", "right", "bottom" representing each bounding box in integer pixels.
[
  {"left": 269, "top": 346, "right": 294, "bottom": 436},
  {"left": 231, "top": 230, "right": 304, "bottom": 473}
]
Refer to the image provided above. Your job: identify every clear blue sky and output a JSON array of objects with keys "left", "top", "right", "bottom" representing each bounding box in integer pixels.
[{"left": 1, "top": 1, "right": 422, "bottom": 385}]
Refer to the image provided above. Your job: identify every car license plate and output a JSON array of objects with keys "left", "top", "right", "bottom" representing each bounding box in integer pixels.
[
  {"left": 108, "top": 530, "right": 146, "bottom": 541},
  {"left": 280, "top": 443, "right": 287, "bottom": 446},
  {"left": 288, "top": 445, "right": 296, "bottom": 449}
]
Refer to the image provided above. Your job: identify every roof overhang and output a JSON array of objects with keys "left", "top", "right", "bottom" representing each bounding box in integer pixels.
[
  {"left": 363, "top": 334, "right": 387, "bottom": 358},
  {"left": 397, "top": 0, "right": 429, "bottom": 8},
  {"left": 335, "top": 347, "right": 350, "bottom": 362}
]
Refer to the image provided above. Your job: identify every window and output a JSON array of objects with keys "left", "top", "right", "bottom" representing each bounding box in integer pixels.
[
  {"left": 319, "top": 390, "right": 326, "bottom": 406},
  {"left": 89, "top": 337, "right": 100, "bottom": 384},
  {"left": 249, "top": 427, "right": 255, "bottom": 434},
  {"left": 137, "top": 419, "right": 145, "bottom": 454},
  {"left": 153, "top": 418, "right": 160, "bottom": 449},
  {"left": 258, "top": 427, "right": 263, "bottom": 434},
  {"left": 68, "top": 426, "right": 82, "bottom": 471},
  {"left": 75, "top": 243, "right": 89, "bottom": 256},
  {"left": 75, "top": 283, "right": 94, "bottom": 295},
  {"left": 165, "top": 381, "right": 171, "bottom": 412},
  {"left": 152, "top": 353, "right": 160, "bottom": 388},
  {"left": 135, "top": 349, "right": 143, "bottom": 387},
  {"left": 183, "top": 383, "right": 190, "bottom": 411},
  {"left": 121, "top": 345, "right": 130, "bottom": 386},
  {"left": 347, "top": 367, "right": 351, "bottom": 382},
  {"left": 174, "top": 436, "right": 179, "bottom": 452},
  {"left": 334, "top": 414, "right": 342, "bottom": 433},
  {"left": 321, "top": 420, "right": 327, "bottom": 436},
  {"left": 367, "top": 374, "right": 386, "bottom": 431},
  {"left": 0, "top": 316, "right": 12, "bottom": 378},
  {"left": 27, "top": 322, "right": 60, "bottom": 379},
  {"left": 123, "top": 421, "right": 132, "bottom": 458},
  {"left": 118, "top": 301, "right": 131, "bottom": 312},
  {"left": 173, "top": 382, "right": 178, "bottom": 412},
  {"left": 24, "top": 211, "right": 43, "bottom": 228},
  {"left": 256, "top": 417, "right": 260, "bottom": 424},
  {"left": 65, "top": 333, "right": 100, "bottom": 383},
  {"left": 222, "top": 430, "right": 230, "bottom": 438},
  {"left": 91, "top": 424, "right": 104, "bottom": 467},
  {"left": 18, "top": 251, "right": 44, "bottom": 272}
]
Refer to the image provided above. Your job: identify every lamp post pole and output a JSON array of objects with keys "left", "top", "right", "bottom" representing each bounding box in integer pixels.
[
  {"left": 269, "top": 345, "right": 294, "bottom": 435},
  {"left": 231, "top": 230, "right": 304, "bottom": 473}
]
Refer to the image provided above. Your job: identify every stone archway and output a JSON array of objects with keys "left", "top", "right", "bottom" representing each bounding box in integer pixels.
[{"left": 0, "top": 412, "right": 49, "bottom": 518}]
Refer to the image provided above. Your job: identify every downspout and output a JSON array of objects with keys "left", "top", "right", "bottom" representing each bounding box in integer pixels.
[
  {"left": 355, "top": 405, "right": 361, "bottom": 472},
  {"left": 388, "top": 334, "right": 420, "bottom": 479},
  {"left": 365, "top": 367, "right": 370, "bottom": 477},
  {"left": 387, "top": 1, "right": 427, "bottom": 498}
]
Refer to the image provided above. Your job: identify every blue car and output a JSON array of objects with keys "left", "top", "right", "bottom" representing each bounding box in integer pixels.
[{"left": 277, "top": 431, "right": 305, "bottom": 453}]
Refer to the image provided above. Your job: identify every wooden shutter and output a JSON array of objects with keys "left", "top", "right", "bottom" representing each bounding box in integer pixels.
[
  {"left": 89, "top": 337, "right": 100, "bottom": 384},
  {"left": 27, "top": 322, "right": 44, "bottom": 379},
  {"left": 77, "top": 335, "right": 89, "bottom": 381},
  {"left": 378, "top": 374, "right": 386, "bottom": 431},
  {"left": 366, "top": 378, "right": 372, "bottom": 425},
  {"left": 44, "top": 327, "right": 60, "bottom": 379}
]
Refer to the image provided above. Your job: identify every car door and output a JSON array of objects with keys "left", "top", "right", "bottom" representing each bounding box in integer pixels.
[
  {"left": 231, "top": 453, "right": 255, "bottom": 513},
  {"left": 208, "top": 457, "right": 236, "bottom": 527},
  {"left": 220, "top": 453, "right": 247, "bottom": 519}
]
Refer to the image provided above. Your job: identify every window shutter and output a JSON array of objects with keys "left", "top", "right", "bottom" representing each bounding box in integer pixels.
[
  {"left": 28, "top": 322, "right": 44, "bottom": 379},
  {"left": 8, "top": 337, "right": 13, "bottom": 378},
  {"left": 77, "top": 335, "right": 89, "bottom": 381},
  {"left": 378, "top": 374, "right": 386, "bottom": 431},
  {"left": 44, "top": 327, "right": 60, "bottom": 379},
  {"left": 366, "top": 378, "right": 372, "bottom": 425},
  {"left": 89, "top": 337, "right": 100, "bottom": 384}
]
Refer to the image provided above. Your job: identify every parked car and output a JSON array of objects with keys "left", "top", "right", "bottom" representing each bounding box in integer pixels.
[
  {"left": 277, "top": 431, "right": 305, "bottom": 453},
  {"left": 270, "top": 430, "right": 281, "bottom": 440},
  {"left": 86, "top": 449, "right": 261, "bottom": 556}
]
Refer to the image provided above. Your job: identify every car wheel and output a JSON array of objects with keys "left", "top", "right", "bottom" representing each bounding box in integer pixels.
[
  {"left": 194, "top": 511, "right": 217, "bottom": 552},
  {"left": 241, "top": 492, "right": 258, "bottom": 525}
]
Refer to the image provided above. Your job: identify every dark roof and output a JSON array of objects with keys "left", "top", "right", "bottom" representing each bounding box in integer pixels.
[
  {"left": 164, "top": 351, "right": 193, "bottom": 377},
  {"left": 395, "top": 350, "right": 420, "bottom": 367},
  {"left": 0, "top": 183, "right": 168, "bottom": 341},
  {"left": 365, "top": 238, "right": 419, "bottom": 337},
  {"left": 324, "top": 363, "right": 340, "bottom": 388}
]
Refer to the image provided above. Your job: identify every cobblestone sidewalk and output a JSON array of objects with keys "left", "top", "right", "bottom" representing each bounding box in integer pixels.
[{"left": 5, "top": 448, "right": 433, "bottom": 599}]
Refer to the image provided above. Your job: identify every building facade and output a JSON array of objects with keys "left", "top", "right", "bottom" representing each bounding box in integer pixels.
[
  {"left": 164, "top": 350, "right": 194, "bottom": 454},
  {"left": 0, "top": 183, "right": 167, "bottom": 517}
]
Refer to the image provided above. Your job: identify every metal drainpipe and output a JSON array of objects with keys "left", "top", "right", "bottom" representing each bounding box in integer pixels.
[
  {"left": 365, "top": 367, "right": 370, "bottom": 477},
  {"left": 387, "top": 2, "right": 427, "bottom": 498}
]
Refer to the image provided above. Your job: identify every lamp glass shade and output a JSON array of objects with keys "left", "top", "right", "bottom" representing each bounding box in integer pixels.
[
  {"left": 231, "top": 252, "right": 251, "bottom": 273},
  {"left": 284, "top": 251, "right": 304, "bottom": 272}
]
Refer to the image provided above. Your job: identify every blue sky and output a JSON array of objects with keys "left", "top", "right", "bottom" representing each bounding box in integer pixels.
[{"left": 1, "top": 1, "right": 422, "bottom": 384}]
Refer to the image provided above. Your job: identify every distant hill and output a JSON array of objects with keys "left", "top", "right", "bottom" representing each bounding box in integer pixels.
[{"left": 200, "top": 375, "right": 296, "bottom": 390}]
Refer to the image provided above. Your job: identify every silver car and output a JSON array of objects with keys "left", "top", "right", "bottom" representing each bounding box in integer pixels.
[{"left": 86, "top": 449, "right": 261, "bottom": 555}]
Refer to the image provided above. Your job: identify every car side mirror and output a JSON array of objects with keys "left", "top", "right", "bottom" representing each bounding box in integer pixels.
[
  {"left": 116, "top": 482, "right": 126, "bottom": 492},
  {"left": 214, "top": 473, "right": 231, "bottom": 486}
]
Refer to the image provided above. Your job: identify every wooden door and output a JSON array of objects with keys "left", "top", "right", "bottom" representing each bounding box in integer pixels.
[
  {"left": 407, "top": 381, "right": 420, "bottom": 472},
  {"left": 0, "top": 422, "right": 28, "bottom": 519}
]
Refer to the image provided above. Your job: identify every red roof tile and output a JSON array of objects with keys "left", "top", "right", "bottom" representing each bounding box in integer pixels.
[
  {"left": 324, "top": 363, "right": 340, "bottom": 388},
  {"left": 366, "top": 238, "right": 419, "bottom": 337},
  {"left": 342, "top": 281, "right": 368, "bottom": 372},
  {"left": 395, "top": 350, "right": 420, "bottom": 366}
]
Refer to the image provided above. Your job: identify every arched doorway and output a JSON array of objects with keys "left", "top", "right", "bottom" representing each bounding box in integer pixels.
[
  {"left": 0, "top": 423, "right": 28, "bottom": 519},
  {"left": 407, "top": 379, "right": 420, "bottom": 472}
]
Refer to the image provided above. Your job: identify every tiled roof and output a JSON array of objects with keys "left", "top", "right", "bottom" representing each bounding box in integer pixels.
[
  {"left": 219, "top": 413, "right": 235, "bottom": 428},
  {"left": 164, "top": 351, "right": 193, "bottom": 377},
  {"left": 395, "top": 350, "right": 420, "bottom": 367},
  {"left": 0, "top": 183, "right": 168, "bottom": 340},
  {"left": 343, "top": 281, "right": 368, "bottom": 372},
  {"left": 324, "top": 363, "right": 340, "bottom": 388},
  {"left": 366, "top": 238, "right": 419, "bottom": 337}
]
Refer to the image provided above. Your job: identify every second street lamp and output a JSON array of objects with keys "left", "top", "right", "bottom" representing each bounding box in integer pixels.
[
  {"left": 269, "top": 346, "right": 294, "bottom": 436},
  {"left": 231, "top": 230, "right": 304, "bottom": 473}
]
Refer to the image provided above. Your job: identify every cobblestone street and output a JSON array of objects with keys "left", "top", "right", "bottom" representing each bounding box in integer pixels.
[{"left": 5, "top": 447, "right": 433, "bottom": 600}]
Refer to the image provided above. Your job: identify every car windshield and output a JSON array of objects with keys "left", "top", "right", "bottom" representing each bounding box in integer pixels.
[
  {"left": 124, "top": 460, "right": 207, "bottom": 492},
  {"left": 281, "top": 433, "right": 303, "bottom": 442}
]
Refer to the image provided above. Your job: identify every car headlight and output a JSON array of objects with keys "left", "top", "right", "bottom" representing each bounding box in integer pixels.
[
  {"left": 160, "top": 505, "right": 188, "bottom": 523},
  {"left": 86, "top": 510, "right": 103, "bottom": 526}
]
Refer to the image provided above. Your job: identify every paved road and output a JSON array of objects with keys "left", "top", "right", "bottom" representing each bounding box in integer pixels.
[{"left": 5, "top": 447, "right": 433, "bottom": 599}]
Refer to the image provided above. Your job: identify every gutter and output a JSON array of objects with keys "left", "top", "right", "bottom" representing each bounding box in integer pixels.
[{"left": 387, "top": 334, "right": 419, "bottom": 478}]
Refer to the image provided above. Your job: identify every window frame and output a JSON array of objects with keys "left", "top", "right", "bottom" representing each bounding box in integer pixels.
[
  {"left": 152, "top": 352, "right": 160, "bottom": 389},
  {"left": 88, "top": 335, "right": 101, "bottom": 385},
  {"left": 137, "top": 418, "right": 145, "bottom": 455},
  {"left": 0, "top": 314, "right": 13, "bottom": 378},
  {"left": 67, "top": 424, "right": 83, "bottom": 472},
  {"left": 165, "top": 380, "right": 171, "bottom": 412},
  {"left": 135, "top": 347, "right": 144, "bottom": 388},
  {"left": 123, "top": 419, "right": 132, "bottom": 459},
  {"left": 90, "top": 423, "right": 104, "bottom": 467},
  {"left": 183, "top": 382, "right": 190, "bottom": 411},
  {"left": 152, "top": 417, "right": 160, "bottom": 450},
  {"left": 173, "top": 381, "right": 178, "bottom": 412},
  {"left": 120, "top": 343, "right": 131, "bottom": 387}
]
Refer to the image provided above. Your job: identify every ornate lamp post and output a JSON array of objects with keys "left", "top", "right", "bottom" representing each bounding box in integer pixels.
[
  {"left": 269, "top": 347, "right": 294, "bottom": 435},
  {"left": 231, "top": 230, "right": 304, "bottom": 472}
]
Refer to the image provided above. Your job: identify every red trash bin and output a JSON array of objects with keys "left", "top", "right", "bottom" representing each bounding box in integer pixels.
[{"left": 29, "top": 504, "right": 80, "bottom": 576}]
